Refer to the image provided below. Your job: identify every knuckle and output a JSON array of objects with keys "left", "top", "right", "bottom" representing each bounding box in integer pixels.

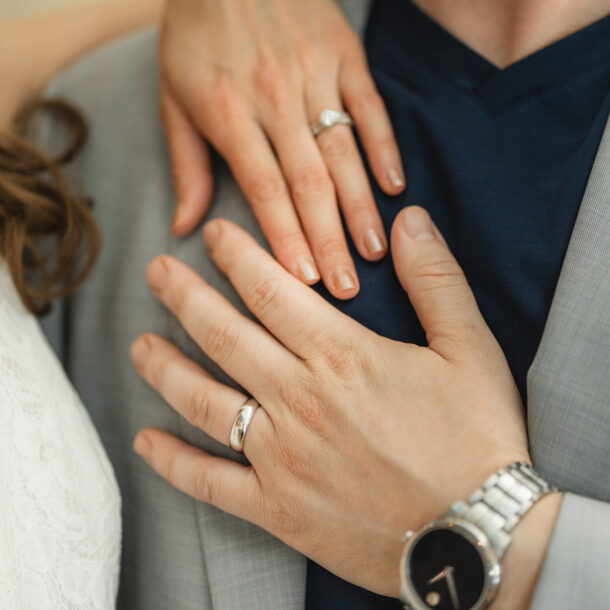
[
  {"left": 266, "top": 82, "right": 291, "bottom": 113},
  {"left": 194, "top": 469, "right": 218, "bottom": 505},
  {"left": 185, "top": 388, "right": 213, "bottom": 429},
  {"left": 316, "top": 337, "right": 360, "bottom": 381},
  {"left": 265, "top": 492, "right": 307, "bottom": 544},
  {"left": 248, "top": 277, "right": 281, "bottom": 315},
  {"left": 248, "top": 174, "right": 287, "bottom": 206},
  {"left": 275, "top": 440, "right": 312, "bottom": 480},
  {"left": 274, "top": 228, "right": 306, "bottom": 254},
  {"left": 329, "top": 21, "right": 359, "bottom": 48},
  {"left": 209, "top": 72, "right": 243, "bottom": 124},
  {"left": 414, "top": 256, "right": 465, "bottom": 292},
  {"left": 255, "top": 42, "right": 282, "bottom": 81},
  {"left": 254, "top": 46, "right": 289, "bottom": 109},
  {"left": 345, "top": 199, "right": 375, "bottom": 224},
  {"left": 297, "top": 45, "right": 329, "bottom": 77},
  {"left": 293, "top": 395, "right": 328, "bottom": 437},
  {"left": 202, "top": 322, "right": 239, "bottom": 362},
  {"left": 316, "top": 235, "right": 346, "bottom": 259},
  {"left": 278, "top": 379, "right": 329, "bottom": 438},
  {"left": 325, "top": 349, "right": 359, "bottom": 381},
  {"left": 291, "top": 167, "right": 333, "bottom": 201},
  {"left": 317, "top": 130, "right": 355, "bottom": 160}
]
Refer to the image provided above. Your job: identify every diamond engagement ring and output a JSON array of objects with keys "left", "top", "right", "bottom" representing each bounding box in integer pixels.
[
  {"left": 310, "top": 109, "right": 354, "bottom": 137},
  {"left": 229, "top": 398, "right": 260, "bottom": 453}
]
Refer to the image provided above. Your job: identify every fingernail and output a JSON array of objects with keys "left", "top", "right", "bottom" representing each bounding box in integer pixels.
[
  {"left": 387, "top": 167, "right": 405, "bottom": 190},
  {"left": 331, "top": 266, "right": 357, "bottom": 293},
  {"left": 296, "top": 256, "right": 320, "bottom": 284},
  {"left": 133, "top": 434, "right": 152, "bottom": 460},
  {"left": 147, "top": 258, "right": 169, "bottom": 292},
  {"left": 402, "top": 207, "right": 436, "bottom": 241},
  {"left": 130, "top": 337, "right": 150, "bottom": 368},
  {"left": 203, "top": 220, "right": 221, "bottom": 249},
  {"left": 363, "top": 228, "right": 387, "bottom": 257}
]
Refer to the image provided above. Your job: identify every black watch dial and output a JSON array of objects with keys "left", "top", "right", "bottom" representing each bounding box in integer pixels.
[{"left": 407, "top": 527, "right": 486, "bottom": 609}]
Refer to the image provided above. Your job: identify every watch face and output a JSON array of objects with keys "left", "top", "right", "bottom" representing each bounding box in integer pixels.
[{"left": 401, "top": 520, "right": 500, "bottom": 610}]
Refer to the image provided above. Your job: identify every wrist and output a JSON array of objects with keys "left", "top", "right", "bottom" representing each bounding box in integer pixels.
[
  {"left": 399, "top": 462, "right": 559, "bottom": 609},
  {"left": 491, "top": 491, "right": 562, "bottom": 609}
]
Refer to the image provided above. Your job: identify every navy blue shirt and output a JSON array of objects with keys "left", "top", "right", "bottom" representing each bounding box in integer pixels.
[{"left": 305, "top": 1, "right": 610, "bottom": 608}]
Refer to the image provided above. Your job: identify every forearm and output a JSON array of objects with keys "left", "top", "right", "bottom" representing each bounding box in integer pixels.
[
  {"left": 0, "top": 0, "right": 163, "bottom": 128},
  {"left": 492, "top": 492, "right": 562, "bottom": 609}
]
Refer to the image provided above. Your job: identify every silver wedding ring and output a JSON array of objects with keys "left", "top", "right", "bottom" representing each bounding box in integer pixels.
[
  {"left": 310, "top": 109, "right": 354, "bottom": 137},
  {"left": 229, "top": 398, "right": 260, "bottom": 453}
]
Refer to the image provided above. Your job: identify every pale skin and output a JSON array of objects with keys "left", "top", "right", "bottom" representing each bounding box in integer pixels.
[
  {"left": 0, "top": 0, "right": 163, "bottom": 132},
  {"left": 412, "top": 0, "right": 610, "bottom": 68},
  {"left": 160, "top": 0, "right": 406, "bottom": 298},
  {"left": 133, "top": 0, "right": 610, "bottom": 606},
  {"left": 131, "top": 207, "right": 562, "bottom": 606}
]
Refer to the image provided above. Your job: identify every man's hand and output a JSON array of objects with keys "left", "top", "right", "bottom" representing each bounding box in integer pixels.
[
  {"left": 128, "top": 206, "right": 551, "bottom": 597},
  {"left": 160, "top": 0, "right": 405, "bottom": 299}
]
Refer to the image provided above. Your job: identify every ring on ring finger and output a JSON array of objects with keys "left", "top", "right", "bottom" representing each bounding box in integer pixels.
[
  {"left": 310, "top": 108, "right": 354, "bottom": 137},
  {"left": 229, "top": 397, "right": 261, "bottom": 453}
]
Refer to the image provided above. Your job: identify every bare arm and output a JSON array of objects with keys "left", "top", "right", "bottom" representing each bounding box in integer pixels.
[{"left": 0, "top": 0, "right": 163, "bottom": 129}]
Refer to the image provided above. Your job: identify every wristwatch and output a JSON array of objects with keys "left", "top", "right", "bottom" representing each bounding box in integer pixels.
[{"left": 399, "top": 462, "right": 557, "bottom": 610}]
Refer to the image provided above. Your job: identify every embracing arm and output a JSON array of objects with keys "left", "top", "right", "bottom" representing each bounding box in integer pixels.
[{"left": 0, "top": 0, "right": 162, "bottom": 130}]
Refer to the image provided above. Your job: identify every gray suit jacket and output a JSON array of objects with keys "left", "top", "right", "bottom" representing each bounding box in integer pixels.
[{"left": 41, "top": 3, "right": 610, "bottom": 608}]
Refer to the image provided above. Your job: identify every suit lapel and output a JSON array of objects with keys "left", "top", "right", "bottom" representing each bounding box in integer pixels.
[
  {"left": 196, "top": 505, "right": 307, "bottom": 610},
  {"left": 528, "top": 114, "right": 610, "bottom": 501}
]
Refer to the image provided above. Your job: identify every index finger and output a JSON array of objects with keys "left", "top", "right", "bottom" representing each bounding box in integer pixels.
[{"left": 202, "top": 219, "right": 358, "bottom": 360}]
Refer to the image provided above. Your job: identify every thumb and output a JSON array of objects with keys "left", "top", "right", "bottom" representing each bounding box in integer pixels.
[
  {"left": 391, "top": 206, "right": 489, "bottom": 357},
  {"left": 160, "top": 87, "right": 213, "bottom": 236}
]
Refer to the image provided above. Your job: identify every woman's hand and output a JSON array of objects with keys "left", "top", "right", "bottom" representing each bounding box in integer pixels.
[
  {"left": 160, "top": 0, "right": 405, "bottom": 298},
  {"left": 130, "top": 206, "right": 531, "bottom": 596}
]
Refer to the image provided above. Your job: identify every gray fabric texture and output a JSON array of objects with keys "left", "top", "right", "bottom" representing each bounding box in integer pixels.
[
  {"left": 40, "top": 8, "right": 610, "bottom": 610},
  {"left": 42, "top": 28, "right": 304, "bottom": 610},
  {"left": 528, "top": 114, "right": 610, "bottom": 608}
]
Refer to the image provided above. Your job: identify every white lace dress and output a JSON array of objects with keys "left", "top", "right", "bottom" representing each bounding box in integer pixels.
[{"left": 0, "top": 260, "right": 121, "bottom": 608}]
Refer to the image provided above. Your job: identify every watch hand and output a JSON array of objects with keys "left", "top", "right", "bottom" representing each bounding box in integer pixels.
[
  {"left": 445, "top": 567, "right": 461, "bottom": 610},
  {"left": 427, "top": 568, "right": 447, "bottom": 585},
  {"left": 427, "top": 566, "right": 460, "bottom": 610}
]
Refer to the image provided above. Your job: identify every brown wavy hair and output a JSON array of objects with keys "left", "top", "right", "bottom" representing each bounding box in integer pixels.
[{"left": 0, "top": 100, "right": 100, "bottom": 316}]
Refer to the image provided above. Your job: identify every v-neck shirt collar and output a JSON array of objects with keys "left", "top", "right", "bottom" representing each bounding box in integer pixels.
[{"left": 376, "top": 1, "right": 610, "bottom": 115}]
